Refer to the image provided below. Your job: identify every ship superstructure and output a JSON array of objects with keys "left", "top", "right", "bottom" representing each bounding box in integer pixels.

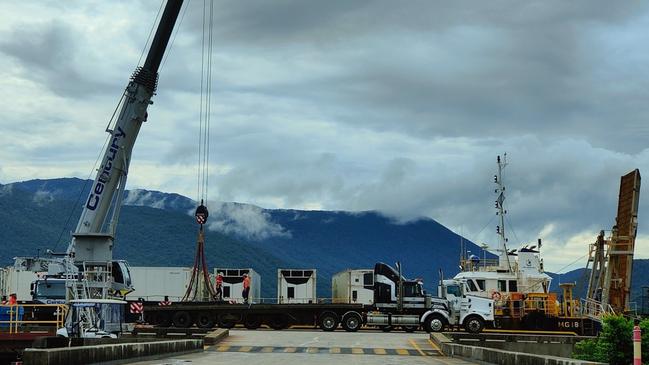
[{"left": 453, "top": 154, "right": 552, "bottom": 301}]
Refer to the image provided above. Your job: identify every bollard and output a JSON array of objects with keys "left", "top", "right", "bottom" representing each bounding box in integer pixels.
[{"left": 634, "top": 325, "right": 641, "bottom": 365}]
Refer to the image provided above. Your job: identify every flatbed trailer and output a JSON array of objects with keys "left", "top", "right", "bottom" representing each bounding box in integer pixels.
[{"left": 141, "top": 301, "right": 372, "bottom": 332}]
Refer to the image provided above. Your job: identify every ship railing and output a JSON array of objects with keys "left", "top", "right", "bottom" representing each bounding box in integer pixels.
[
  {"left": 580, "top": 298, "right": 614, "bottom": 321},
  {"left": 522, "top": 297, "right": 559, "bottom": 317},
  {"left": 0, "top": 303, "right": 68, "bottom": 334},
  {"left": 461, "top": 258, "right": 500, "bottom": 271},
  {"left": 627, "top": 301, "right": 638, "bottom": 316},
  {"left": 497, "top": 297, "right": 559, "bottom": 318}
]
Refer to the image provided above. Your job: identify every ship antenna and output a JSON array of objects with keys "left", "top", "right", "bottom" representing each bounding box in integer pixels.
[{"left": 495, "top": 154, "right": 512, "bottom": 272}]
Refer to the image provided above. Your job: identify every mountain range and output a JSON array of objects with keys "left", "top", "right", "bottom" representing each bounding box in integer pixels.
[{"left": 1, "top": 178, "right": 647, "bottom": 306}]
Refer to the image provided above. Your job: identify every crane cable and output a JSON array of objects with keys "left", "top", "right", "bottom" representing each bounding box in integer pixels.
[{"left": 197, "top": 0, "right": 214, "bottom": 205}]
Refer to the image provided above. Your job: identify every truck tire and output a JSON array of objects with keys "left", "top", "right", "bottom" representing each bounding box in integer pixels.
[
  {"left": 464, "top": 315, "right": 485, "bottom": 334},
  {"left": 218, "top": 319, "right": 236, "bottom": 329},
  {"left": 319, "top": 312, "right": 339, "bottom": 332},
  {"left": 341, "top": 312, "right": 362, "bottom": 332},
  {"left": 244, "top": 316, "right": 261, "bottom": 330},
  {"left": 195, "top": 312, "right": 215, "bottom": 329},
  {"left": 424, "top": 314, "right": 446, "bottom": 333},
  {"left": 172, "top": 311, "right": 193, "bottom": 328}
]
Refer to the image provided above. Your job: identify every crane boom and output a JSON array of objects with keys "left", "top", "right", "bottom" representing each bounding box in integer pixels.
[
  {"left": 585, "top": 169, "right": 641, "bottom": 314},
  {"left": 70, "top": 0, "right": 183, "bottom": 268},
  {"left": 13, "top": 1, "right": 184, "bottom": 304},
  {"left": 601, "top": 169, "right": 641, "bottom": 312},
  {"left": 74, "top": 0, "right": 182, "bottom": 237}
]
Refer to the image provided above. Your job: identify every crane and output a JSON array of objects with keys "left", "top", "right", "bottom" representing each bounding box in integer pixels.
[
  {"left": 14, "top": 0, "right": 184, "bottom": 308},
  {"left": 585, "top": 169, "right": 641, "bottom": 314}
]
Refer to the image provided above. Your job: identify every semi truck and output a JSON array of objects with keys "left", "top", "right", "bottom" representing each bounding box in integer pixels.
[{"left": 140, "top": 262, "right": 494, "bottom": 333}]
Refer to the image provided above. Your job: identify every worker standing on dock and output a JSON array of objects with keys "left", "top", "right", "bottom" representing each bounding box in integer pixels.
[
  {"left": 215, "top": 272, "right": 224, "bottom": 301},
  {"left": 242, "top": 274, "right": 250, "bottom": 304},
  {"left": 8, "top": 294, "right": 17, "bottom": 305}
]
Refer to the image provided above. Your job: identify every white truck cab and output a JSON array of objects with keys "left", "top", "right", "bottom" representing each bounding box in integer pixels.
[{"left": 421, "top": 278, "right": 494, "bottom": 333}]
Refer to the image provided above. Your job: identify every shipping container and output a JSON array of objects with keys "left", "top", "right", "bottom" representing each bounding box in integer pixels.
[
  {"left": 0, "top": 267, "right": 39, "bottom": 301},
  {"left": 126, "top": 266, "right": 193, "bottom": 302},
  {"left": 332, "top": 269, "right": 374, "bottom": 305},
  {"left": 277, "top": 269, "right": 317, "bottom": 304},
  {"left": 214, "top": 268, "right": 260, "bottom": 303}
]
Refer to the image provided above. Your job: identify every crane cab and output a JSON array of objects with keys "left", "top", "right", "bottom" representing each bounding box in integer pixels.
[{"left": 111, "top": 260, "right": 133, "bottom": 295}]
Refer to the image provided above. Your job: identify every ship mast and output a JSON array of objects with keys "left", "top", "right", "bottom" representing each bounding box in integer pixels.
[{"left": 494, "top": 154, "right": 512, "bottom": 272}]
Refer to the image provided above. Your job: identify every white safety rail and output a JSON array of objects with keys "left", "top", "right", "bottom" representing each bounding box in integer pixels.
[{"left": 580, "top": 298, "right": 615, "bottom": 321}]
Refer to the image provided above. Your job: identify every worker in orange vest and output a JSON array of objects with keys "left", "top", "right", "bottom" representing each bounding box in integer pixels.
[
  {"left": 215, "top": 272, "right": 224, "bottom": 301},
  {"left": 242, "top": 274, "right": 250, "bottom": 304},
  {"left": 8, "top": 293, "right": 17, "bottom": 305}
]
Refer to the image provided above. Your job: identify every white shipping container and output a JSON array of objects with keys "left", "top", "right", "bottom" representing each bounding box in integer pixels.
[
  {"left": 127, "top": 266, "right": 193, "bottom": 302},
  {"left": 1, "top": 267, "right": 39, "bottom": 301},
  {"left": 214, "top": 268, "right": 260, "bottom": 303},
  {"left": 332, "top": 269, "right": 374, "bottom": 305},
  {"left": 277, "top": 269, "right": 316, "bottom": 304}
]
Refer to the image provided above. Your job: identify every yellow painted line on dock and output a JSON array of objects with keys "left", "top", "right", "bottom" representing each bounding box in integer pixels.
[
  {"left": 408, "top": 339, "right": 427, "bottom": 357},
  {"left": 428, "top": 338, "right": 442, "bottom": 353},
  {"left": 216, "top": 345, "right": 230, "bottom": 352},
  {"left": 395, "top": 348, "right": 410, "bottom": 356},
  {"left": 261, "top": 346, "right": 274, "bottom": 353},
  {"left": 330, "top": 347, "right": 341, "bottom": 354},
  {"left": 351, "top": 347, "right": 364, "bottom": 354},
  {"left": 373, "top": 348, "right": 387, "bottom": 355},
  {"left": 284, "top": 347, "right": 297, "bottom": 353},
  {"left": 306, "top": 347, "right": 319, "bottom": 353},
  {"left": 238, "top": 346, "right": 252, "bottom": 352}
]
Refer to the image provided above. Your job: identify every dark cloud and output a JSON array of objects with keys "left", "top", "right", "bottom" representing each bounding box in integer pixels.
[
  {"left": 159, "top": 0, "right": 649, "bottom": 153},
  {"left": 1, "top": 0, "right": 649, "bottom": 272},
  {"left": 0, "top": 21, "right": 112, "bottom": 97}
]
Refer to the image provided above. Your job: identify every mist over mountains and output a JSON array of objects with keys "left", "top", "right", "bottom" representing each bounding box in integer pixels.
[{"left": 1, "top": 178, "right": 646, "bottom": 302}]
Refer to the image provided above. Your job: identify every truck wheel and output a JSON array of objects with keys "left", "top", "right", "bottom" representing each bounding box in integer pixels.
[
  {"left": 172, "top": 311, "right": 193, "bottom": 328},
  {"left": 341, "top": 312, "right": 362, "bottom": 332},
  {"left": 319, "top": 312, "right": 339, "bottom": 332},
  {"left": 268, "top": 315, "right": 288, "bottom": 330},
  {"left": 424, "top": 314, "right": 446, "bottom": 333},
  {"left": 464, "top": 316, "right": 485, "bottom": 334},
  {"left": 196, "top": 312, "right": 215, "bottom": 329},
  {"left": 244, "top": 316, "right": 261, "bottom": 330}
]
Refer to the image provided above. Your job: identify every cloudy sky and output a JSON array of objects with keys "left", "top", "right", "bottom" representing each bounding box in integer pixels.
[{"left": 1, "top": 0, "right": 648, "bottom": 273}]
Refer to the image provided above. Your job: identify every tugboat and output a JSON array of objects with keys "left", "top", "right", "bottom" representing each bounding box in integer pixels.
[{"left": 440, "top": 155, "right": 599, "bottom": 335}]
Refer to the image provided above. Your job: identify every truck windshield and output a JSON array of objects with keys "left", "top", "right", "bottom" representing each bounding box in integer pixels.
[
  {"left": 446, "top": 285, "right": 461, "bottom": 297},
  {"left": 35, "top": 281, "right": 66, "bottom": 299}
]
